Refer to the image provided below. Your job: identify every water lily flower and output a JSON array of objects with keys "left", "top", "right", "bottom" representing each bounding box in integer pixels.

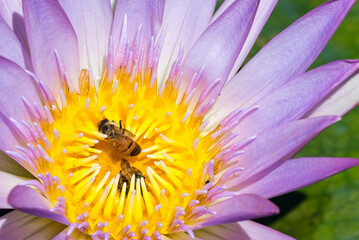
[{"left": 0, "top": 0, "right": 358, "bottom": 239}]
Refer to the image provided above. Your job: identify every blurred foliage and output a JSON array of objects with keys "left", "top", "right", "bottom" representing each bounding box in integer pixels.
[{"left": 246, "top": 1, "right": 359, "bottom": 239}]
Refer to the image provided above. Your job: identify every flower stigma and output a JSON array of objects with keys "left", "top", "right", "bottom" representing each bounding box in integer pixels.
[{"left": 6, "top": 23, "right": 253, "bottom": 239}]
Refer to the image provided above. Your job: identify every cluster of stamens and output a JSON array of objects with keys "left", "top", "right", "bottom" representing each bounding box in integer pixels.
[{"left": 5, "top": 16, "right": 258, "bottom": 239}]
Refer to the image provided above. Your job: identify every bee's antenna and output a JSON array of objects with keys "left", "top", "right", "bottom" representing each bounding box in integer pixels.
[{"left": 119, "top": 120, "right": 123, "bottom": 129}]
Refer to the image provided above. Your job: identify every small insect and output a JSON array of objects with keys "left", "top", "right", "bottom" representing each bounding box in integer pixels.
[
  {"left": 118, "top": 158, "right": 145, "bottom": 194},
  {"left": 98, "top": 119, "right": 141, "bottom": 156}
]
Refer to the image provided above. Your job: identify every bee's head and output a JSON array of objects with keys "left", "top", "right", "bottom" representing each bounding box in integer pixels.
[{"left": 98, "top": 119, "right": 110, "bottom": 134}]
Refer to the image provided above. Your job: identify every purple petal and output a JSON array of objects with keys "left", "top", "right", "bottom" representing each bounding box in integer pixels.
[
  {"left": 161, "top": 234, "right": 183, "bottom": 240},
  {"left": 0, "top": 15, "right": 32, "bottom": 69},
  {"left": 307, "top": 72, "right": 359, "bottom": 117},
  {"left": 241, "top": 157, "right": 359, "bottom": 198},
  {"left": 190, "top": 194, "right": 278, "bottom": 230},
  {"left": 165, "top": 228, "right": 294, "bottom": 240},
  {"left": 0, "top": 171, "right": 30, "bottom": 208},
  {"left": 23, "top": 0, "right": 80, "bottom": 99},
  {"left": 211, "top": 0, "right": 355, "bottom": 122},
  {"left": 233, "top": 221, "right": 295, "bottom": 240},
  {"left": 228, "top": 0, "right": 278, "bottom": 80},
  {"left": 112, "top": 0, "right": 164, "bottom": 70},
  {"left": 0, "top": 0, "right": 29, "bottom": 55},
  {"left": 232, "top": 60, "right": 359, "bottom": 139},
  {"left": 58, "top": 0, "right": 113, "bottom": 83},
  {"left": 0, "top": 151, "right": 33, "bottom": 179},
  {"left": 0, "top": 57, "right": 41, "bottom": 152},
  {"left": 52, "top": 227, "right": 91, "bottom": 240},
  {"left": 225, "top": 116, "right": 339, "bottom": 190},
  {"left": 0, "top": 210, "right": 66, "bottom": 239},
  {"left": 157, "top": 0, "right": 216, "bottom": 83},
  {"left": 163, "top": 232, "right": 200, "bottom": 240},
  {"left": 8, "top": 185, "right": 70, "bottom": 225},
  {"left": 178, "top": 0, "right": 258, "bottom": 107},
  {"left": 211, "top": 0, "right": 235, "bottom": 21},
  {"left": 186, "top": 221, "right": 294, "bottom": 240}
]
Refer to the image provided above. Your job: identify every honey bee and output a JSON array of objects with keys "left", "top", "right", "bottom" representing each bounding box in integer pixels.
[
  {"left": 98, "top": 119, "right": 141, "bottom": 156},
  {"left": 118, "top": 158, "right": 145, "bottom": 194}
]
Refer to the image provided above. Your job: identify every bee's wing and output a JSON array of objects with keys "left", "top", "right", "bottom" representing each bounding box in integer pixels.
[{"left": 123, "top": 129, "right": 136, "bottom": 138}]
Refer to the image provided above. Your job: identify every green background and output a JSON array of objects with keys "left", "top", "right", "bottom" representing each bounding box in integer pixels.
[{"left": 216, "top": 1, "right": 359, "bottom": 239}]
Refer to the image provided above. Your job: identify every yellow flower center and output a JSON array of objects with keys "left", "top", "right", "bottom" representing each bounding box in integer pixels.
[
  {"left": 8, "top": 28, "right": 250, "bottom": 240},
  {"left": 20, "top": 62, "right": 233, "bottom": 238}
]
